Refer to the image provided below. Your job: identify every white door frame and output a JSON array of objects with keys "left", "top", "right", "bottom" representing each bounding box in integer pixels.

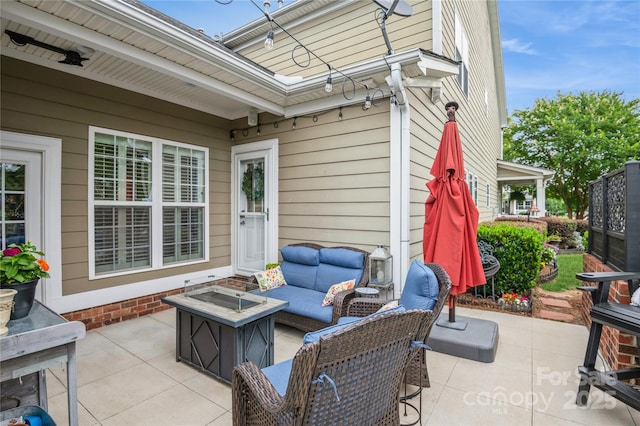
[
  {"left": 231, "top": 139, "right": 279, "bottom": 275},
  {"left": 0, "top": 131, "right": 62, "bottom": 309}
]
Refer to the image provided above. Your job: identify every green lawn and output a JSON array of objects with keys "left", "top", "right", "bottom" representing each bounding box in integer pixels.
[{"left": 541, "top": 253, "right": 583, "bottom": 292}]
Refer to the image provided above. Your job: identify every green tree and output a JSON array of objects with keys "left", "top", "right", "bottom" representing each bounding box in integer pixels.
[{"left": 504, "top": 91, "right": 640, "bottom": 219}]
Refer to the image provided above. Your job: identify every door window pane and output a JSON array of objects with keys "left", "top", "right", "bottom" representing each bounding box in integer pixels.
[{"left": 1, "top": 163, "right": 26, "bottom": 249}]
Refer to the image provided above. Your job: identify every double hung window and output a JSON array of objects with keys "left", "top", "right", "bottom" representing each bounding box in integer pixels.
[
  {"left": 455, "top": 12, "right": 469, "bottom": 96},
  {"left": 89, "top": 127, "right": 208, "bottom": 278}
]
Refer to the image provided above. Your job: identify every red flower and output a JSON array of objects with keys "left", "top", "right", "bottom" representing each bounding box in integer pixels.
[{"left": 2, "top": 247, "right": 21, "bottom": 257}]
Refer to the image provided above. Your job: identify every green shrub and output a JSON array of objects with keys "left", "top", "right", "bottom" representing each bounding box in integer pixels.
[
  {"left": 478, "top": 223, "right": 543, "bottom": 295},
  {"left": 265, "top": 263, "right": 281, "bottom": 270}
]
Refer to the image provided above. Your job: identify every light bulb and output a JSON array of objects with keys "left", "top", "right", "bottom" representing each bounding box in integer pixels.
[
  {"left": 292, "top": 118, "right": 297, "bottom": 129},
  {"left": 338, "top": 107, "right": 343, "bottom": 120},
  {"left": 325, "top": 76, "right": 333, "bottom": 93},
  {"left": 264, "top": 30, "right": 274, "bottom": 50},
  {"left": 263, "top": 0, "right": 271, "bottom": 14},
  {"left": 364, "top": 95, "right": 372, "bottom": 110}
]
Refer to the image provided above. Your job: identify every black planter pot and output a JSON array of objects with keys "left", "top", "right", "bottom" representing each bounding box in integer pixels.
[{"left": 0, "top": 279, "right": 39, "bottom": 320}]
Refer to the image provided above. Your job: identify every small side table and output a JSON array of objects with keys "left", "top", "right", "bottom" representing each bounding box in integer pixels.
[
  {"left": 355, "top": 287, "right": 379, "bottom": 298},
  {"left": 368, "top": 282, "right": 394, "bottom": 299}
]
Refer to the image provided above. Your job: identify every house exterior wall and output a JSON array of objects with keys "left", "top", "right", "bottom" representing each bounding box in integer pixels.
[
  {"left": 0, "top": 56, "right": 231, "bottom": 297},
  {"left": 238, "top": 0, "right": 433, "bottom": 78},
  {"left": 230, "top": 102, "right": 392, "bottom": 254}
]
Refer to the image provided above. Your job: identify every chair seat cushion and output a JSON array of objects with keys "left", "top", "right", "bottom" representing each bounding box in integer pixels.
[
  {"left": 261, "top": 358, "right": 293, "bottom": 396},
  {"left": 263, "top": 285, "right": 332, "bottom": 324},
  {"left": 399, "top": 260, "right": 439, "bottom": 310}
]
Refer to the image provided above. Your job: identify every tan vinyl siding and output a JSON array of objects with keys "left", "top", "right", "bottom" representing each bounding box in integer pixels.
[
  {"left": 1, "top": 56, "right": 230, "bottom": 296},
  {"left": 231, "top": 103, "right": 391, "bottom": 252},
  {"left": 239, "top": 0, "right": 433, "bottom": 79}
]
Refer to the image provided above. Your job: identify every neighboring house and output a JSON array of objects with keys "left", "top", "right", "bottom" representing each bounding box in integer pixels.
[{"left": 1, "top": 0, "right": 519, "bottom": 320}]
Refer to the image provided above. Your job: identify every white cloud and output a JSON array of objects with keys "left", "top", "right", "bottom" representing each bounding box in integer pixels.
[{"left": 502, "top": 38, "right": 537, "bottom": 55}]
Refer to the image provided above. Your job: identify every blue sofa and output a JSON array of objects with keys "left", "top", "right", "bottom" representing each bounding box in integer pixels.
[{"left": 261, "top": 243, "right": 370, "bottom": 332}]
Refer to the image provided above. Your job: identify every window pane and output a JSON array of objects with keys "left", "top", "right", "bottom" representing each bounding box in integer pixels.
[
  {"left": 94, "top": 133, "right": 152, "bottom": 201},
  {"left": 163, "top": 146, "right": 205, "bottom": 203},
  {"left": 94, "top": 206, "right": 151, "bottom": 274},
  {"left": 163, "top": 207, "right": 204, "bottom": 264}
]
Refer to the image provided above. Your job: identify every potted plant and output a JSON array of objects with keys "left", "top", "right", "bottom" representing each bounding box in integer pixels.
[
  {"left": 0, "top": 241, "right": 50, "bottom": 319},
  {"left": 242, "top": 163, "right": 264, "bottom": 211}
]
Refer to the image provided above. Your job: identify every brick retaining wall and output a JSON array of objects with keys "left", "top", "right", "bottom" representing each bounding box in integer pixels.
[{"left": 580, "top": 253, "right": 638, "bottom": 373}]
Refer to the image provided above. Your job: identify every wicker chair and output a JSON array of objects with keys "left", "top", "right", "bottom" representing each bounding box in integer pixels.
[
  {"left": 232, "top": 309, "right": 432, "bottom": 426},
  {"left": 346, "top": 262, "right": 452, "bottom": 388}
]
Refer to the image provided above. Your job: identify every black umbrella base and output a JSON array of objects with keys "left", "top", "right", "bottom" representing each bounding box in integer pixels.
[{"left": 427, "top": 313, "right": 499, "bottom": 363}]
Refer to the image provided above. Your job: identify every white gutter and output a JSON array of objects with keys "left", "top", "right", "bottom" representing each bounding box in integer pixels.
[{"left": 389, "top": 62, "right": 411, "bottom": 297}]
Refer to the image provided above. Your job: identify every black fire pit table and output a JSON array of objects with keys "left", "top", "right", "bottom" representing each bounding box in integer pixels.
[{"left": 162, "top": 278, "right": 288, "bottom": 383}]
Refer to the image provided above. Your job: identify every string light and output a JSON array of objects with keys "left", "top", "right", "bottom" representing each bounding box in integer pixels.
[
  {"left": 264, "top": 30, "right": 274, "bottom": 50},
  {"left": 324, "top": 65, "right": 333, "bottom": 93},
  {"left": 292, "top": 117, "right": 297, "bottom": 129},
  {"left": 218, "top": 0, "right": 396, "bottom": 110},
  {"left": 338, "top": 107, "right": 343, "bottom": 120}
]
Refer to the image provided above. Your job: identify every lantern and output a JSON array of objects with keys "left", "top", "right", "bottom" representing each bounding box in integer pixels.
[{"left": 369, "top": 245, "right": 393, "bottom": 287}]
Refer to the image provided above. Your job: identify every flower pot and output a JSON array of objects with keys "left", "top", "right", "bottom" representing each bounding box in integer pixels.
[
  {"left": 0, "top": 279, "right": 39, "bottom": 320},
  {"left": 0, "top": 288, "right": 18, "bottom": 335}
]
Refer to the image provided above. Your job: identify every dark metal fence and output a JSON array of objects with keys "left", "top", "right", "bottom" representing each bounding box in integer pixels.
[{"left": 588, "top": 161, "right": 640, "bottom": 272}]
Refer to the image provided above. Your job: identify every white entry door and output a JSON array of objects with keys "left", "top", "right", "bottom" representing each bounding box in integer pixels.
[
  {"left": 232, "top": 140, "right": 278, "bottom": 275},
  {"left": 0, "top": 149, "right": 43, "bottom": 300}
]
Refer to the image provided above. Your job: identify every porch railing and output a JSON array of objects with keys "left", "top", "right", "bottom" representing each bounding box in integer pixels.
[{"left": 588, "top": 160, "right": 640, "bottom": 272}]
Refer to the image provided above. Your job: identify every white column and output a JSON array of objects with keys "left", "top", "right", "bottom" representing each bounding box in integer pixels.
[{"left": 536, "top": 177, "right": 546, "bottom": 217}]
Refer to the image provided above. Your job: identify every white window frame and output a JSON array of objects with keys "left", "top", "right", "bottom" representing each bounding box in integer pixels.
[
  {"left": 455, "top": 11, "right": 469, "bottom": 97},
  {"left": 88, "top": 126, "right": 209, "bottom": 279},
  {"left": 466, "top": 170, "right": 478, "bottom": 205},
  {"left": 486, "top": 183, "right": 491, "bottom": 208}
]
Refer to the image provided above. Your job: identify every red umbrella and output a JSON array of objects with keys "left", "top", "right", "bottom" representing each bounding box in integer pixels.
[{"left": 423, "top": 103, "right": 485, "bottom": 322}]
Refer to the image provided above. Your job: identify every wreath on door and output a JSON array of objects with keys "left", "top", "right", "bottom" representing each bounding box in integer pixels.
[{"left": 242, "top": 164, "right": 264, "bottom": 201}]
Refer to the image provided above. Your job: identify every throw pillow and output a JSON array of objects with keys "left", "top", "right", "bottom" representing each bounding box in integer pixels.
[
  {"left": 254, "top": 266, "right": 287, "bottom": 292},
  {"left": 321, "top": 279, "right": 356, "bottom": 306},
  {"left": 376, "top": 300, "right": 399, "bottom": 312}
]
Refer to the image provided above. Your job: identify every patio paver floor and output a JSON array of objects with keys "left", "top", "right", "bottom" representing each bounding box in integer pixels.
[{"left": 45, "top": 306, "right": 639, "bottom": 425}]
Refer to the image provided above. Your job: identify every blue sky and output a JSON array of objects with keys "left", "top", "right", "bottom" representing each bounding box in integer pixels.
[{"left": 144, "top": 0, "right": 640, "bottom": 115}]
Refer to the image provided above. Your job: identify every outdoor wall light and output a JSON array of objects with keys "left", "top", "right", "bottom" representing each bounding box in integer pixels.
[{"left": 264, "top": 30, "right": 275, "bottom": 50}]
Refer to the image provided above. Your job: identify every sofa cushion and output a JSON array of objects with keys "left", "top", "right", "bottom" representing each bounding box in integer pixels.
[
  {"left": 280, "top": 245, "right": 320, "bottom": 290},
  {"left": 321, "top": 279, "right": 356, "bottom": 306},
  {"left": 263, "top": 285, "right": 332, "bottom": 324},
  {"left": 399, "top": 260, "right": 439, "bottom": 310},
  {"left": 281, "top": 245, "right": 320, "bottom": 265},
  {"left": 314, "top": 248, "right": 364, "bottom": 293},
  {"left": 319, "top": 247, "right": 364, "bottom": 269},
  {"left": 254, "top": 266, "right": 287, "bottom": 292},
  {"left": 261, "top": 358, "right": 293, "bottom": 396}
]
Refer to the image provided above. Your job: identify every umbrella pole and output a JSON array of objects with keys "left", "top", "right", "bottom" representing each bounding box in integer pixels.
[{"left": 449, "top": 295, "right": 456, "bottom": 323}]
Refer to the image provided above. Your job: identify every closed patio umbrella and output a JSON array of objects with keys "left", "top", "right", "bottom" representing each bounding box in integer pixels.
[{"left": 423, "top": 102, "right": 485, "bottom": 323}]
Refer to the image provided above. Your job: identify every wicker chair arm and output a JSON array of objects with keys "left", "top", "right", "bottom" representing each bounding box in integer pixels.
[
  {"left": 332, "top": 289, "right": 359, "bottom": 323},
  {"left": 232, "top": 362, "right": 284, "bottom": 411},
  {"left": 346, "top": 297, "right": 386, "bottom": 317}
]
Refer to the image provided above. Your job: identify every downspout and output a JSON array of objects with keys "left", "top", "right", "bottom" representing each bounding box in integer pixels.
[{"left": 389, "top": 62, "right": 410, "bottom": 297}]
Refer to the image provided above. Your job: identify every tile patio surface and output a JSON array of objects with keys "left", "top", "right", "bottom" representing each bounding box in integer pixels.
[{"left": 46, "top": 306, "right": 639, "bottom": 425}]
